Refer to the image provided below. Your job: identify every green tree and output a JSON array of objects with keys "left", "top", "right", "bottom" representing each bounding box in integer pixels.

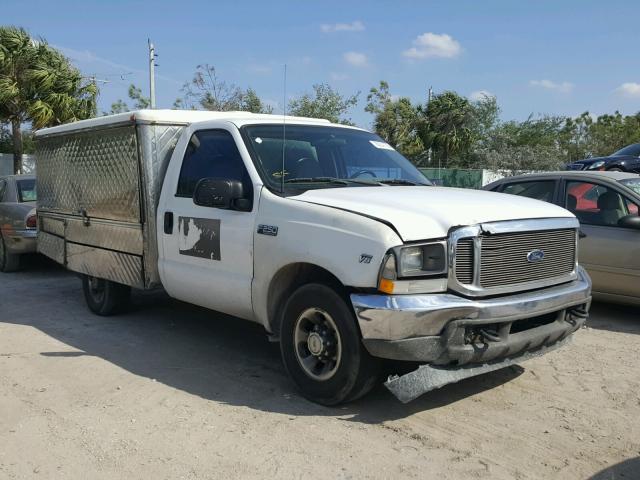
[
  {"left": 242, "top": 88, "right": 273, "bottom": 114},
  {"left": 128, "top": 84, "right": 150, "bottom": 109},
  {"left": 576, "top": 111, "right": 640, "bottom": 158},
  {"left": 104, "top": 84, "right": 150, "bottom": 115},
  {"left": 365, "top": 81, "right": 424, "bottom": 161},
  {"left": 0, "top": 122, "right": 35, "bottom": 154},
  {"left": 288, "top": 83, "right": 359, "bottom": 125},
  {"left": 108, "top": 99, "right": 128, "bottom": 114},
  {"left": 0, "top": 26, "right": 97, "bottom": 173},
  {"left": 176, "top": 64, "right": 272, "bottom": 113},
  {"left": 417, "top": 91, "right": 476, "bottom": 167},
  {"left": 469, "top": 93, "right": 500, "bottom": 145}
]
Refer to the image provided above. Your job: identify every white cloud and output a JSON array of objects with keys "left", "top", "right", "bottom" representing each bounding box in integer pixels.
[
  {"left": 246, "top": 64, "right": 272, "bottom": 75},
  {"left": 321, "top": 21, "right": 365, "bottom": 33},
  {"left": 616, "top": 82, "right": 640, "bottom": 97},
  {"left": 55, "top": 45, "right": 182, "bottom": 85},
  {"left": 529, "top": 79, "right": 574, "bottom": 93},
  {"left": 469, "top": 90, "right": 494, "bottom": 101},
  {"left": 402, "top": 33, "right": 461, "bottom": 60},
  {"left": 343, "top": 51, "right": 368, "bottom": 67},
  {"left": 330, "top": 72, "right": 349, "bottom": 81}
]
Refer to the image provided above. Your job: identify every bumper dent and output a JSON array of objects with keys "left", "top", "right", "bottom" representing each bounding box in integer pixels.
[
  {"left": 352, "top": 266, "right": 592, "bottom": 341},
  {"left": 3, "top": 230, "right": 37, "bottom": 254}
]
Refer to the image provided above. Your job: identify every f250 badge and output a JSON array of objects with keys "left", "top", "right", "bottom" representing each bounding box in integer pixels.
[
  {"left": 359, "top": 254, "right": 373, "bottom": 264},
  {"left": 257, "top": 224, "right": 278, "bottom": 236}
]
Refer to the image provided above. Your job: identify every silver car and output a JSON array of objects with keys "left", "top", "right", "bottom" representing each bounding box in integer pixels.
[
  {"left": 484, "top": 171, "right": 640, "bottom": 305},
  {"left": 0, "top": 175, "right": 37, "bottom": 272}
]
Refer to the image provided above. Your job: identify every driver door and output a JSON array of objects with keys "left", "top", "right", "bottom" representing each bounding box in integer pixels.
[{"left": 158, "top": 124, "right": 257, "bottom": 320}]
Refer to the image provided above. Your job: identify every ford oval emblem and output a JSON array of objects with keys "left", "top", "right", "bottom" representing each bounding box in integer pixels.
[{"left": 527, "top": 249, "right": 545, "bottom": 263}]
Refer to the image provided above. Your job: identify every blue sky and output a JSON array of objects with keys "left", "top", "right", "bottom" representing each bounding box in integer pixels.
[{"left": 4, "top": 0, "right": 640, "bottom": 128}]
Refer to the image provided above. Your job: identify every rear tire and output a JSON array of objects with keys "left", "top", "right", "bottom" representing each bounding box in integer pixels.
[
  {"left": 279, "top": 283, "right": 380, "bottom": 406},
  {"left": 0, "top": 233, "right": 20, "bottom": 273},
  {"left": 82, "top": 274, "right": 131, "bottom": 316}
]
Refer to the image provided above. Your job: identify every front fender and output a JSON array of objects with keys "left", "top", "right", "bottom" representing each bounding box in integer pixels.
[{"left": 251, "top": 189, "right": 402, "bottom": 329}]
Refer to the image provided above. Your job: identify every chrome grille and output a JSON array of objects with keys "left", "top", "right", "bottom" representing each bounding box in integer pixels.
[
  {"left": 455, "top": 239, "right": 474, "bottom": 284},
  {"left": 454, "top": 229, "right": 576, "bottom": 290}
]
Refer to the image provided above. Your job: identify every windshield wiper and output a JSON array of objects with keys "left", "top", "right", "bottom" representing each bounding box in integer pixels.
[
  {"left": 378, "top": 179, "right": 428, "bottom": 186},
  {"left": 284, "top": 177, "right": 350, "bottom": 185}
]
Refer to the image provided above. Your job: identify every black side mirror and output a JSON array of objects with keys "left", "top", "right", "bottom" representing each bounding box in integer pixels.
[
  {"left": 193, "top": 178, "right": 249, "bottom": 210},
  {"left": 618, "top": 214, "right": 640, "bottom": 230}
]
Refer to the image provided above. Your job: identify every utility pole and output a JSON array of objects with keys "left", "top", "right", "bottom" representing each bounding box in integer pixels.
[
  {"left": 427, "top": 86, "right": 433, "bottom": 166},
  {"left": 148, "top": 39, "right": 157, "bottom": 109}
]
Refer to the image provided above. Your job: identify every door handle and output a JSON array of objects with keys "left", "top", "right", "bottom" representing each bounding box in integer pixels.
[
  {"left": 579, "top": 230, "right": 587, "bottom": 238},
  {"left": 164, "top": 211, "right": 174, "bottom": 234}
]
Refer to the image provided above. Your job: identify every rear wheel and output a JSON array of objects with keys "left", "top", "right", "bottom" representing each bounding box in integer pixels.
[
  {"left": 279, "top": 283, "right": 380, "bottom": 405},
  {"left": 82, "top": 275, "right": 131, "bottom": 316},
  {"left": 0, "top": 233, "right": 20, "bottom": 273}
]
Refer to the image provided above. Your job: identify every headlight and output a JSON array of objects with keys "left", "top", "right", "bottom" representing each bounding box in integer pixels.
[
  {"left": 378, "top": 241, "right": 448, "bottom": 294},
  {"left": 397, "top": 243, "right": 447, "bottom": 277},
  {"left": 379, "top": 241, "right": 447, "bottom": 285},
  {"left": 587, "top": 160, "right": 605, "bottom": 170}
]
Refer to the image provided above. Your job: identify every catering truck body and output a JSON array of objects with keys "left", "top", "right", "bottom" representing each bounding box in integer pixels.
[{"left": 35, "top": 110, "right": 592, "bottom": 404}]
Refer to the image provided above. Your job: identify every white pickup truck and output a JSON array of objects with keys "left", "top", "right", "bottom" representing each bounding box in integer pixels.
[{"left": 35, "top": 110, "right": 591, "bottom": 404}]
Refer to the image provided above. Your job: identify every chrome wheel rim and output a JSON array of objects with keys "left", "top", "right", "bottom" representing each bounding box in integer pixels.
[
  {"left": 88, "top": 276, "right": 106, "bottom": 303},
  {"left": 293, "top": 307, "right": 342, "bottom": 381}
]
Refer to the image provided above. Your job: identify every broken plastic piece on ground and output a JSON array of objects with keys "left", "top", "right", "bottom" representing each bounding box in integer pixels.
[{"left": 384, "top": 338, "right": 569, "bottom": 403}]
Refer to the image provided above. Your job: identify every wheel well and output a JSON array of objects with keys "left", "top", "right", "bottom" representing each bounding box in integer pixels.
[{"left": 267, "top": 263, "right": 346, "bottom": 336}]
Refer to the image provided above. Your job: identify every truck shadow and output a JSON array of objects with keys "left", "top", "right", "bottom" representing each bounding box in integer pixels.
[
  {"left": 6, "top": 257, "right": 523, "bottom": 423},
  {"left": 587, "top": 301, "right": 639, "bottom": 336},
  {"left": 588, "top": 457, "right": 640, "bottom": 479}
]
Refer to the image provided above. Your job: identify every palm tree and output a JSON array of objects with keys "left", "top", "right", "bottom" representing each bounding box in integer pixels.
[
  {"left": 0, "top": 26, "right": 97, "bottom": 173},
  {"left": 418, "top": 91, "right": 475, "bottom": 167}
]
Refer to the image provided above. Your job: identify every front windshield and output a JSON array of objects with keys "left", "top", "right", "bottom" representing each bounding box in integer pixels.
[
  {"left": 17, "top": 178, "right": 36, "bottom": 202},
  {"left": 620, "top": 178, "right": 640, "bottom": 195},
  {"left": 613, "top": 144, "right": 640, "bottom": 157},
  {"left": 241, "top": 124, "right": 430, "bottom": 193}
]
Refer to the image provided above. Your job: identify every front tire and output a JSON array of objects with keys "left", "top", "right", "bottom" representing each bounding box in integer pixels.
[
  {"left": 279, "top": 283, "right": 380, "bottom": 405},
  {"left": 0, "top": 233, "right": 20, "bottom": 272},
  {"left": 82, "top": 275, "right": 131, "bottom": 316}
]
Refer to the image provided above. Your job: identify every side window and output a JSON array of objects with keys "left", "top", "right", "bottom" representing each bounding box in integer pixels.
[
  {"left": 0, "top": 180, "right": 6, "bottom": 202},
  {"left": 501, "top": 180, "right": 556, "bottom": 203},
  {"left": 176, "top": 129, "right": 252, "bottom": 202},
  {"left": 624, "top": 197, "right": 639, "bottom": 216},
  {"left": 565, "top": 181, "right": 633, "bottom": 227}
]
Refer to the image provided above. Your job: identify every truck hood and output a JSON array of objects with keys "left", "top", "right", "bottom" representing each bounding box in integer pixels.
[{"left": 291, "top": 186, "right": 574, "bottom": 241}]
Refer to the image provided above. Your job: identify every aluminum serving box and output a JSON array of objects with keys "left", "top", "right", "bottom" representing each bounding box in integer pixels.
[{"left": 35, "top": 110, "right": 229, "bottom": 288}]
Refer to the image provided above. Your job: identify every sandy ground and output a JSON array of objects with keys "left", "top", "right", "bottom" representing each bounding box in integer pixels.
[{"left": 0, "top": 257, "right": 639, "bottom": 480}]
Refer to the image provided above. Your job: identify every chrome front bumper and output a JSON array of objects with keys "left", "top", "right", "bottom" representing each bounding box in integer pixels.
[{"left": 351, "top": 266, "right": 592, "bottom": 364}]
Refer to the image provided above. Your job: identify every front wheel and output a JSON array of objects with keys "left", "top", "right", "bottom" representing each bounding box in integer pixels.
[
  {"left": 279, "top": 283, "right": 380, "bottom": 405},
  {"left": 82, "top": 275, "right": 131, "bottom": 316}
]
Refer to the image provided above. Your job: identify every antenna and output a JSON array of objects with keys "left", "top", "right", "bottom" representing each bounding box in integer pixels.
[{"left": 281, "top": 64, "right": 287, "bottom": 194}]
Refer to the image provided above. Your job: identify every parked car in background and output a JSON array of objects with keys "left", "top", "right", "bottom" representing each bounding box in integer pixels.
[
  {"left": 566, "top": 143, "right": 640, "bottom": 173},
  {"left": 0, "top": 174, "right": 37, "bottom": 272},
  {"left": 485, "top": 171, "right": 640, "bottom": 305}
]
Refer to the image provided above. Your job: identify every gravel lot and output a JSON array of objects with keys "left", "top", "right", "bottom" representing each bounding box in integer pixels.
[{"left": 1, "top": 257, "right": 639, "bottom": 480}]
